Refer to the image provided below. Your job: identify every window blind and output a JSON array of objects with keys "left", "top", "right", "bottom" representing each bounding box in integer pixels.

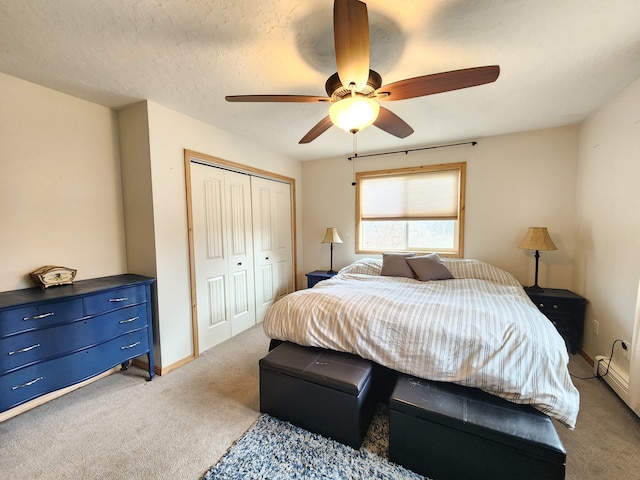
[{"left": 360, "top": 169, "right": 460, "bottom": 221}]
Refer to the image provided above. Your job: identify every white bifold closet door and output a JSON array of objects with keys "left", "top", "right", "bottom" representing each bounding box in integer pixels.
[
  {"left": 251, "top": 176, "right": 294, "bottom": 323},
  {"left": 191, "top": 163, "right": 256, "bottom": 353},
  {"left": 191, "top": 163, "right": 293, "bottom": 354}
]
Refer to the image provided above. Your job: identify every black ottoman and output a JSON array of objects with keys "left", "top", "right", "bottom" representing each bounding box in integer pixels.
[
  {"left": 389, "top": 375, "right": 566, "bottom": 480},
  {"left": 259, "top": 342, "right": 376, "bottom": 448}
]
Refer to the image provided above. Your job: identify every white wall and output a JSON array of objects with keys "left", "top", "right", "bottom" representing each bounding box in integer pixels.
[
  {"left": 575, "top": 76, "right": 640, "bottom": 369},
  {"left": 302, "top": 126, "right": 580, "bottom": 289},
  {"left": 119, "top": 101, "right": 303, "bottom": 369},
  {"left": 118, "top": 102, "right": 156, "bottom": 279},
  {"left": 0, "top": 73, "right": 126, "bottom": 291}
]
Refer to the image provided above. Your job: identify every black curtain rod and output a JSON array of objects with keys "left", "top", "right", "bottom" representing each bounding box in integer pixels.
[{"left": 347, "top": 141, "right": 477, "bottom": 161}]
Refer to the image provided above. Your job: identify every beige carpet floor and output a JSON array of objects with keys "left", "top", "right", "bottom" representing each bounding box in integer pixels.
[{"left": 1, "top": 323, "right": 639, "bottom": 479}]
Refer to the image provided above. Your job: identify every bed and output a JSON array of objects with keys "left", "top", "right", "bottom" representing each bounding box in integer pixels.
[{"left": 262, "top": 256, "right": 579, "bottom": 429}]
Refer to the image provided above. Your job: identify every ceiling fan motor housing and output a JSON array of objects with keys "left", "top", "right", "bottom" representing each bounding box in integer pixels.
[{"left": 325, "top": 70, "right": 382, "bottom": 100}]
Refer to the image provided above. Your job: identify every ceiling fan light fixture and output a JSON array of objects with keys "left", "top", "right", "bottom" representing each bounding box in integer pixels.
[{"left": 329, "top": 95, "right": 380, "bottom": 133}]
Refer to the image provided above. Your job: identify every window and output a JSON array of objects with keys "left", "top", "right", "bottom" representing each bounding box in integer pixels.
[{"left": 355, "top": 162, "right": 465, "bottom": 257}]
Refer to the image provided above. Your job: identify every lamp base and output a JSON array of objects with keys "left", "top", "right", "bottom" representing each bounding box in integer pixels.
[
  {"left": 525, "top": 284, "right": 545, "bottom": 293},
  {"left": 327, "top": 269, "right": 337, "bottom": 274}
]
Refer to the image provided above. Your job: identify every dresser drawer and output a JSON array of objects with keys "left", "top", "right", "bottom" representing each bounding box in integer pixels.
[
  {"left": 100, "top": 327, "right": 150, "bottom": 367},
  {"left": 0, "top": 329, "right": 150, "bottom": 412},
  {"left": 83, "top": 285, "right": 147, "bottom": 315},
  {"left": 0, "top": 304, "right": 148, "bottom": 374},
  {"left": 95, "top": 303, "right": 149, "bottom": 336},
  {"left": 0, "top": 299, "right": 83, "bottom": 338}
]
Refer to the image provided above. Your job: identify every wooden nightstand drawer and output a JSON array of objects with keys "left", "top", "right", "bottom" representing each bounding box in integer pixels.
[
  {"left": 525, "top": 287, "right": 587, "bottom": 354},
  {"left": 531, "top": 298, "right": 579, "bottom": 316}
]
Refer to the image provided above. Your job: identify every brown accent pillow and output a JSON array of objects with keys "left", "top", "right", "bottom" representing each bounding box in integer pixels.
[
  {"left": 406, "top": 253, "right": 454, "bottom": 281},
  {"left": 380, "top": 253, "right": 416, "bottom": 278}
]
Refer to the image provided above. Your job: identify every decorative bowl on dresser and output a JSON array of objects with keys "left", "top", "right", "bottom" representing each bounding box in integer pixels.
[
  {"left": 524, "top": 287, "right": 587, "bottom": 354},
  {"left": 0, "top": 274, "right": 155, "bottom": 419}
]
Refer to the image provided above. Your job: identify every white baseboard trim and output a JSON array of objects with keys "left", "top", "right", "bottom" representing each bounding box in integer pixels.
[{"left": 594, "top": 355, "right": 630, "bottom": 406}]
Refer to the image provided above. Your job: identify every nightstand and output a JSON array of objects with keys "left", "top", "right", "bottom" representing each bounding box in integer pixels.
[
  {"left": 305, "top": 270, "right": 336, "bottom": 288},
  {"left": 524, "top": 287, "right": 587, "bottom": 354}
]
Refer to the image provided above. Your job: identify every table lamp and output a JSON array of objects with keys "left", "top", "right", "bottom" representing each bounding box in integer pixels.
[
  {"left": 517, "top": 227, "right": 557, "bottom": 292},
  {"left": 321, "top": 227, "right": 343, "bottom": 274}
]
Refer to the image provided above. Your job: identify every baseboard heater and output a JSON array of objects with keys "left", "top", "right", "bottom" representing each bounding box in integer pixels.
[{"left": 593, "top": 355, "right": 630, "bottom": 407}]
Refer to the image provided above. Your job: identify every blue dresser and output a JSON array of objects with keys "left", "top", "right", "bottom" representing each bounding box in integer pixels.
[{"left": 0, "top": 274, "right": 155, "bottom": 415}]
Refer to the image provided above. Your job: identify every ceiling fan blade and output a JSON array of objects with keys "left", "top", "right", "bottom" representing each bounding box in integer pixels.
[
  {"left": 334, "top": 0, "right": 370, "bottom": 91},
  {"left": 378, "top": 65, "right": 500, "bottom": 101},
  {"left": 226, "top": 95, "right": 330, "bottom": 103},
  {"left": 374, "top": 107, "right": 414, "bottom": 138},
  {"left": 299, "top": 116, "right": 334, "bottom": 144}
]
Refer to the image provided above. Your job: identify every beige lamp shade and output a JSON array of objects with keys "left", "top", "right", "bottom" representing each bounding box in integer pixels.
[
  {"left": 517, "top": 227, "right": 557, "bottom": 251},
  {"left": 322, "top": 227, "right": 343, "bottom": 244}
]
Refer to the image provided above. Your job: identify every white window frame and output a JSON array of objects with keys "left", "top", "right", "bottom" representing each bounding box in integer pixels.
[{"left": 355, "top": 162, "right": 466, "bottom": 257}]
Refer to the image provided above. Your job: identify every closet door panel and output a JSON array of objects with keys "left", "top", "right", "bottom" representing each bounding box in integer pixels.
[
  {"left": 191, "top": 164, "right": 255, "bottom": 353},
  {"left": 274, "top": 185, "right": 294, "bottom": 297},
  {"left": 252, "top": 177, "right": 293, "bottom": 323},
  {"left": 191, "top": 164, "right": 232, "bottom": 352},
  {"left": 206, "top": 276, "right": 227, "bottom": 327},
  {"left": 225, "top": 172, "right": 256, "bottom": 337},
  {"left": 258, "top": 264, "right": 275, "bottom": 304}
]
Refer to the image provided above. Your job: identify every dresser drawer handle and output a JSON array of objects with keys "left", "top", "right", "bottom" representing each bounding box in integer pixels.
[
  {"left": 109, "top": 297, "right": 129, "bottom": 303},
  {"left": 22, "top": 312, "right": 54, "bottom": 321},
  {"left": 12, "top": 376, "right": 43, "bottom": 390},
  {"left": 8, "top": 343, "right": 41, "bottom": 355},
  {"left": 120, "top": 341, "right": 141, "bottom": 350},
  {"left": 553, "top": 304, "right": 558, "bottom": 309},
  {"left": 119, "top": 316, "right": 140, "bottom": 324},
  {"left": 538, "top": 303, "right": 544, "bottom": 308}
]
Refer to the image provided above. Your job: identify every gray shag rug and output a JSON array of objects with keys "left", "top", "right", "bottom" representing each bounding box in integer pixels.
[{"left": 202, "top": 405, "right": 425, "bottom": 479}]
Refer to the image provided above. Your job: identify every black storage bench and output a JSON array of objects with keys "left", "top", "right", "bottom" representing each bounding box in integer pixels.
[
  {"left": 389, "top": 375, "right": 566, "bottom": 480},
  {"left": 259, "top": 342, "right": 376, "bottom": 449}
]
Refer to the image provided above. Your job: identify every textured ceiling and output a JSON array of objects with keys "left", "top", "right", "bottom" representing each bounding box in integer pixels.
[{"left": 1, "top": 0, "right": 640, "bottom": 161}]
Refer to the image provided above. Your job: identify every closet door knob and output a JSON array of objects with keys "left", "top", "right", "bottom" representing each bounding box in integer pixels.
[
  {"left": 265, "top": 257, "right": 269, "bottom": 260},
  {"left": 237, "top": 262, "right": 242, "bottom": 266}
]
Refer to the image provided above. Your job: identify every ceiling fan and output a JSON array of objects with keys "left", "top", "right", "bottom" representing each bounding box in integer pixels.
[{"left": 226, "top": 0, "right": 500, "bottom": 144}]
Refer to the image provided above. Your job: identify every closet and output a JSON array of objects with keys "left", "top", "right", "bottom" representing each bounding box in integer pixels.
[{"left": 188, "top": 158, "right": 294, "bottom": 354}]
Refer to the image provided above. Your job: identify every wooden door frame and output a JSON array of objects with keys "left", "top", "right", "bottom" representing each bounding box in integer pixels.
[{"left": 183, "top": 149, "right": 298, "bottom": 358}]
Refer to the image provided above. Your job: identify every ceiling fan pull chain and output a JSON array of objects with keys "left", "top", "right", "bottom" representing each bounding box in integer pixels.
[
  {"left": 351, "top": 133, "right": 358, "bottom": 186},
  {"left": 353, "top": 130, "right": 358, "bottom": 156}
]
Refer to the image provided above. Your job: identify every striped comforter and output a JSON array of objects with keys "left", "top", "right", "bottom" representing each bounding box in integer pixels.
[{"left": 263, "top": 258, "right": 579, "bottom": 428}]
